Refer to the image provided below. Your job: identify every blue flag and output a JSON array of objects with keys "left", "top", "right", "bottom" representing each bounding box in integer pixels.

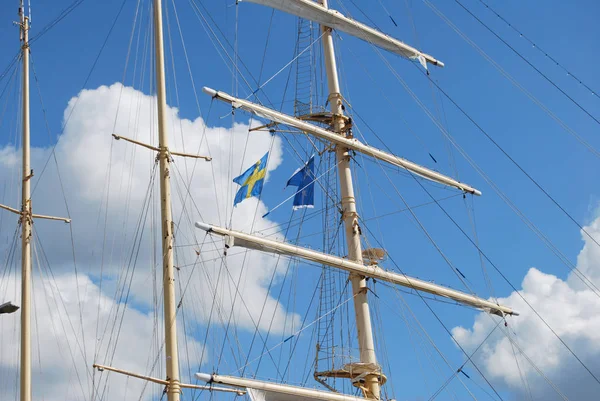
[
  {"left": 286, "top": 155, "right": 315, "bottom": 210},
  {"left": 233, "top": 152, "right": 269, "bottom": 206}
]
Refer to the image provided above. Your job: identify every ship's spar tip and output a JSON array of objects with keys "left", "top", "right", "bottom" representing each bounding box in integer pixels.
[
  {"left": 195, "top": 372, "right": 212, "bottom": 383},
  {"left": 202, "top": 87, "right": 217, "bottom": 97},
  {"left": 195, "top": 221, "right": 212, "bottom": 232}
]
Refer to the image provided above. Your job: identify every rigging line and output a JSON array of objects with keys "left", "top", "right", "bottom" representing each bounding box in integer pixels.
[
  {"left": 94, "top": 0, "right": 143, "bottom": 378},
  {"left": 33, "top": 234, "right": 100, "bottom": 401},
  {"left": 421, "top": 0, "right": 600, "bottom": 159},
  {"left": 507, "top": 327, "right": 534, "bottom": 401},
  {"left": 259, "top": 209, "right": 314, "bottom": 379},
  {"left": 465, "top": 197, "right": 497, "bottom": 303},
  {"left": 165, "top": 0, "right": 194, "bottom": 188},
  {"left": 232, "top": 292, "right": 357, "bottom": 375},
  {"left": 359, "top": 190, "right": 564, "bottom": 399},
  {"left": 247, "top": 30, "right": 326, "bottom": 99},
  {"left": 169, "top": 0, "right": 205, "bottom": 122},
  {"left": 357, "top": 36, "right": 600, "bottom": 297},
  {"left": 476, "top": 0, "right": 598, "bottom": 98},
  {"left": 280, "top": 252, "right": 320, "bottom": 380},
  {"left": 30, "top": 0, "right": 129, "bottom": 197},
  {"left": 28, "top": 0, "right": 85, "bottom": 43},
  {"left": 389, "top": 273, "right": 503, "bottom": 400},
  {"left": 416, "top": 77, "right": 600, "bottom": 297},
  {"left": 427, "top": 319, "right": 502, "bottom": 401},
  {"left": 189, "top": 217, "right": 287, "bottom": 376},
  {"left": 420, "top": 72, "right": 600, "bottom": 262},
  {"left": 0, "top": 50, "right": 20, "bottom": 87},
  {"left": 251, "top": 194, "right": 457, "bottom": 244},
  {"left": 216, "top": 136, "right": 278, "bottom": 366},
  {"left": 351, "top": 135, "right": 479, "bottom": 297},
  {"left": 454, "top": 0, "right": 600, "bottom": 126},
  {"left": 29, "top": 55, "right": 89, "bottom": 380},
  {"left": 497, "top": 324, "right": 571, "bottom": 401},
  {"left": 265, "top": 157, "right": 341, "bottom": 217},
  {"left": 241, "top": 211, "right": 299, "bottom": 377},
  {"left": 377, "top": 281, "right": 483, "bottom": 310},
  {"left": 0, "top": 53, "right": 20, "bottom": 102},
  {"left": 408, "top": 177, "right": 600, "bottom": 386},
  {"left": 97, "top": 163, "right": 158, "bottom": 401},
  {"left": 32, "top": 230, "right": 89, "bottom": 397},
  {"left": 382, "top": 285, "right": 482, "bottom": 400},
  {"left": 187, "top": 0, "right": 256, "bottom": 99}
]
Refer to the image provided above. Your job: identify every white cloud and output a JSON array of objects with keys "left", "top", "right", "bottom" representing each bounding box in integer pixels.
[
  {"left": 0, "top": 83, "right": 300, "bottom": 399},
  {"left": 0, "top": 272, "right": 203, "bottom": 401},
  {"left": 452, "top": 216, "right": 600, "bottom": 400}
]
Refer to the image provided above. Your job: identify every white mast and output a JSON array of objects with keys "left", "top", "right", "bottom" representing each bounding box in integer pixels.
[
  {"left": 153, "top": 0, "right": 181, "bottom": 399},
  {"left": 319, "top": 0, "right": 380, "bottom": 398},
  {"left": 19, "top": 3, "right": 32, "bottom": 401}
]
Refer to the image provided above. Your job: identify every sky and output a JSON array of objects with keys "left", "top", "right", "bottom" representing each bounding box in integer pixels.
[{"left": 0, "top": 0, "right": 599, "bottom": 400}]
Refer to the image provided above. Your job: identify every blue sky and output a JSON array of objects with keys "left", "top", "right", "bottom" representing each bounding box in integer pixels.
[{"left": 1, "top": 0, "right": 599, "bottom": 400}]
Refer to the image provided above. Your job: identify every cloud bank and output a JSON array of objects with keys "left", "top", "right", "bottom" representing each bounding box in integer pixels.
[
  {"left": 0, "top": 83, "right": 300, "bottom": 400},
  {"left": 453, "top": 217, "right": 600, "bottom": 400}
]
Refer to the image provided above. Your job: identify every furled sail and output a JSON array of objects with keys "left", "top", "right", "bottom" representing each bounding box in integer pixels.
[
  {"left": 203, "top": 87, "right": 481, "bottom": 195},
  {"left": 244, "top": 0, "right": 443, "bottom": 67},
  {"left": 195, "top": 373, "right": 369, "bottom": 401},
  {"left": 195, "top": 222, "right": 517, "bottom": 316}
]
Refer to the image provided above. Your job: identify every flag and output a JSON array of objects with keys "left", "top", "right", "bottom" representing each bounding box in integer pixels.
[
  {"left": 233, "top": 152, "right": 269, "bottom": 206},
  {"left": 286, "top": 155, "right": 315, "bottom": 210}
]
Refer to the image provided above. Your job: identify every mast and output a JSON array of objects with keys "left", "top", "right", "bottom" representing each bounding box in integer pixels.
[
  {"left": 153, "top": 0, "right": 181, "bottom": 399},
  {"left": 19, "top": 2, "right": 32, "bottom": 401},
  {"left": 318, "top": 0, "right": 380, "bottom": 398}
]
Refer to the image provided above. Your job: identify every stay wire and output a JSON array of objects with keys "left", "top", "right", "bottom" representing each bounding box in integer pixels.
[
  {"left": 427, "top": 319, "right": 502, "bottom": 401},
  {"left": 420, "top": 68, "right": 600, "bottom": 260},
  {"left": 29, "top": 0, "right": 85, "bottom": 44},
  {"left": 476, "top": 0, "right": 598, "bottom": 98},
  {"left": 351, "top": 34, "right": 600, "bottom": 298},
  {"left": 421, "top": 0, "right": 600, "bottom": 159},
  {"left": 454, "top": 0, "right": 600, "bottom": 126},
  {"left": 408, "top": 177, "right": 600, "bottom": 386}
]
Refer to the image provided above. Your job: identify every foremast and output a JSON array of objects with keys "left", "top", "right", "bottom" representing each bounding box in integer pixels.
[{"left": 318, "top": 0, "right": 380, "bottom": 398}]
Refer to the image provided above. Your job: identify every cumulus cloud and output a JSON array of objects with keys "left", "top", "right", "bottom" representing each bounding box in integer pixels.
[
  {"left": 0, "top": 273, "right": 202, "bottom": 401},
  {"left": 452, "top": 216, "right": 600, "bottom": 400},
  {"left": 0, "top": 83, "right": 300, "bottom": 399}
]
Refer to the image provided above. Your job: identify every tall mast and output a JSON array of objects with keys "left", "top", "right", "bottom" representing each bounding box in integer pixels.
[
  {"left": 18, "top": 2, "right": 32, "bottom": 401},
  {"left": 153, "top": 0, "right": 181, "bottom": 399},
  {"left": 318, "top": 0, "right": 380, "bottom": 398}
]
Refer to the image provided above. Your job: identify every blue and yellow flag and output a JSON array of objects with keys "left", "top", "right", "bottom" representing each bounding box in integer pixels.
[{"left": 233, "top": 152, "right": 269, "bottom": 206}]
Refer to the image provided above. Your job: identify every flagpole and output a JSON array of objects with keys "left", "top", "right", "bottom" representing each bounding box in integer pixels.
[{"left": 318, "top": 0, "right": 381, "bottom": 398}]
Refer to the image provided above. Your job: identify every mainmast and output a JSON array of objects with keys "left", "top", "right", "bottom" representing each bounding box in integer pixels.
[
  {"left": 318, "top": 0, "right": 380, "bottom": 398},
  {"left": 153, "top": 0, "right": 181, "bottom": 399},
  {"left": 19, "top": 3, "right": 32, "bottom": 401}
]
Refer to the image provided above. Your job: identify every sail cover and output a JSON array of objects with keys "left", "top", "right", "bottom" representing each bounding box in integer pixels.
[
  {"left": 244, "top": 0, "right": 443, "bottom": 67},
  {"left": 247, "top": 388, "right": 363, "bottom": 401},
  {"left": 196, "top": 373, "right": 368, "bottom": 401}
]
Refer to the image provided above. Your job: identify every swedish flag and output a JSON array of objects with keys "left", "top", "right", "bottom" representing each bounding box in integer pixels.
[{"left": 233, "top": 152, "right": 269, "bottom": 206}]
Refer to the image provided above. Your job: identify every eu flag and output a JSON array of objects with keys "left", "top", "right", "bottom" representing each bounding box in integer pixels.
[
  {"left": 233, "top": 152, "right": 269, "bottom": 206},
  {"left": 286, "top": 155, "right": 315, "bottom": 210}
]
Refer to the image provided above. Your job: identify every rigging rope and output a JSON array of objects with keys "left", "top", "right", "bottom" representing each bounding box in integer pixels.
[
  {"left": 476, "top": 0, "right": 598, "bottom": 98},
  {"left": 421, "top": 0, "right": 600, "bottom": 159},
  {"left": 454, "top": 0, "right": 600, "bottom": 127}
]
